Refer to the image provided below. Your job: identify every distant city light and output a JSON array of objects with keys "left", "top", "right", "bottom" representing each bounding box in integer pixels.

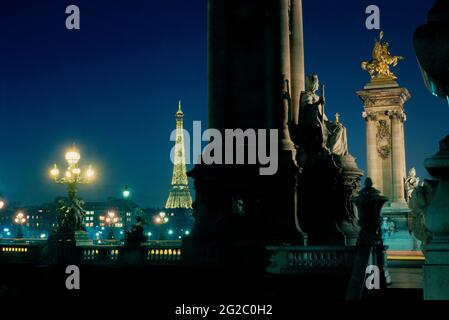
[
  {"left": 168, "top": 230, "right": 174, "bottom": 235},
  {"left": 40, "top": 234, "right": 47, "bottom": 239},
  {"left": 147, "top": 232, "right": 152, "bottom": 237},
  {"left": 3, "top": 228, "right": 9, "bottom": 232},
  {"left": 185, "top": 230, "right": 190, "bottom": 235}
]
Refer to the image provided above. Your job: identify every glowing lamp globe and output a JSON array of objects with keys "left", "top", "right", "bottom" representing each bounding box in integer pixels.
[
  {"left": 86, "top": 165, "right": 95, "bottom": 179},
  {"left": 65, "top": 148, "right": 81, "bottom": 165},
  {"left": 50, "top": 165, "right": 60, "bottom": 177},
  {"left": 123, "top": 186, "right": 130, "bottom": 199}
]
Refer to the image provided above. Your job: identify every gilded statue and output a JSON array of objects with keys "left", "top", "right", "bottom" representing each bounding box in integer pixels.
[{"left": 361, "top": 31, "right": 404, "bottom": 81}]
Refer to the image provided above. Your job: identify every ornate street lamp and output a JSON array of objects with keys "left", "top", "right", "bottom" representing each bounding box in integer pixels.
[
  {"left": 49, "top": 145, "right": 95, "bottom": 239},
  {"left": 122, "top": 185, "right": 131, "bottom": 232},
  {"left": 14, "top": 211, "right": 27, "bottom": 239},
  {"left": 101, "top": 211, "right": 119, "bottom": 239},
  {"left": 153, "top": 212, "right": 169, "bottom": 240},
  {"left": 122, "top": 185, "right": 130, "bottom": 199}
]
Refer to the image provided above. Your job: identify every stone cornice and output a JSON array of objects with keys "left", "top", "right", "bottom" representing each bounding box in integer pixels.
[{"left": 357, "top": 87, "right": 411, "bottom": 109}]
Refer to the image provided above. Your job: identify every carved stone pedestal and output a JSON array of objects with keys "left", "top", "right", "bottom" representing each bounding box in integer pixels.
[
  {"left": 298, "top": 153, "right": 363, "bottom": 246},
  {"left": 184, "top": 160, "right": 305, "bottom": 269}
]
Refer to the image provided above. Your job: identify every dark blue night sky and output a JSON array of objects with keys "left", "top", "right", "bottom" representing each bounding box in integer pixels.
[{"left": 0, "top": 1, "right": 448, "bottom": 207}]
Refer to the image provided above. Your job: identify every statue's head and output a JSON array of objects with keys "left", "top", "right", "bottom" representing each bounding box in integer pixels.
[
  {"left": 305, "top": 75, "right": 319, "bottom": 93},
  {"left": 409, "top": 167, "right": 416, "bottom": 177}
]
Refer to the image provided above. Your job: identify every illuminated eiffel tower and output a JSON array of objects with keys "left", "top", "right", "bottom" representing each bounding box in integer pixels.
[{"left": 165, "top": 101, "right": 193, "bottom": 209}]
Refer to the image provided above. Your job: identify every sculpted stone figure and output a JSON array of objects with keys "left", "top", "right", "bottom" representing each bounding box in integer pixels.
[
  {"left": 300, "top": 75, "right": 328, "bottom": 152},
  {"left": 405, "top": 167, "right": 420, "bottom": 203},
  {"left": 56, "top": 197, "right": 86, "bottom": 234},
  {"left": 300, "top": 75, "right": 349, "bottom": 157},
  {"left": 327, "top": 113, "right": 349, "bottom": 157},
  {"left": 409, "top": 179, "right": 437, "bottom": 248}
]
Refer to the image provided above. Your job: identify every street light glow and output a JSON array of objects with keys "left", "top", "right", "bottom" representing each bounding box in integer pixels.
[
  {"left": 50, "top": 164, "right": 60, "bottom": 177},
  {"left": 50, "top": 146, "right": 96, "bottom": 185},
  {"left": 123, "top": 185, "right": 130, "bottom": 199},
  {"left": 0, "top": 200, "right": 4, "bottom": 210},
  {"left": 86, "top": 165, "right": 95, "bottom": 179},
  {"left": 65, "top": 147, "right": 81, "bottom": 165},
  {"left": 14, "top": 212, "right": 27, "bottom": 225}
]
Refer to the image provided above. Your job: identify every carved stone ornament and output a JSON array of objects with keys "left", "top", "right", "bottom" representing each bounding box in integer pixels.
[
  {"left": 376, "top": 120, "right": 391, "bottom": 160},
  {"left": 362, "top": 111, "right": 377, "bottom": 122}
]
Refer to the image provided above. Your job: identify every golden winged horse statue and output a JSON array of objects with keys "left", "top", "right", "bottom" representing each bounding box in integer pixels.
[{"left": 362, "top": 31, "right": 404, "bottom": 81}]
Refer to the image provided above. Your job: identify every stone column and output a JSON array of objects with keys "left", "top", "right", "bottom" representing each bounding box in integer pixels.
[
  {"left": 363, "top": 112, "right": 383, "bottom": 191},
  {"left": 357, "top": 85, "right": 411, "bottom": 208},
  {"left": 207, "top": 0, "right": 227, "bottom": 131},
  {"left": 290, "top": 0, "right": 305, "bottom": 126},
  {"left": 188, "top": 0, "right": 307, "bottom": 256},
  {"left": 278, "top": 0, "right": 296, "bottom": 154},
  {"left": 389, "top": 111, "right": 407, "bottom": 205}
]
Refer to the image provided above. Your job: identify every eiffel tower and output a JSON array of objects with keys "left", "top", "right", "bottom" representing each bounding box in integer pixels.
[{"left": 165, "top": 101, "right": 193, "bottom": 209}]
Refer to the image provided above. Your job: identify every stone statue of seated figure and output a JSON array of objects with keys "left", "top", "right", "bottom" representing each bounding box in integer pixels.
[
  {"left": 326, "top": 113, "right": 349, "bottom": 157},
  {"left": 300, "top": 75, "right": 349, "bottom": 157}
]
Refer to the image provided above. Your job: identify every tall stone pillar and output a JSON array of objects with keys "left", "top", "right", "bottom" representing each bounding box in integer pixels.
[
  {"left": 357, "top": 43, "right": 414, "bottom": 251},
  {"left": 279, "top": 0, "right": 296, "bottom": 153},
  {"left": 389, "top": 111, "right": 408, "bottom": 205},
  {"left": 357, "top": 84, "right": 410, "bottom": 209},
  {"left": 363, "top": 113, "right": 383, "bottom": 192},
  {"left": 185, "top": 0, "right": 307, "bottom": 269},
  {"left": 290, "top": 0, "right": 305, "bottom": 126}
]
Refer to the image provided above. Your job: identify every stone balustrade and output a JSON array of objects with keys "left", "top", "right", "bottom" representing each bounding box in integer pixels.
[
  {"left": 266, "top": 246, "right": 357, "bottom": 274},
  {"left": 0, "top": 240, "right": 182, "bottom": 267}
]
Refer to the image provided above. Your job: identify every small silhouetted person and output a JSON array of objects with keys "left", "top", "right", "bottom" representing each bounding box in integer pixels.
[{"left": 125, "top": 217, "right": 147, "bottom": 246}]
